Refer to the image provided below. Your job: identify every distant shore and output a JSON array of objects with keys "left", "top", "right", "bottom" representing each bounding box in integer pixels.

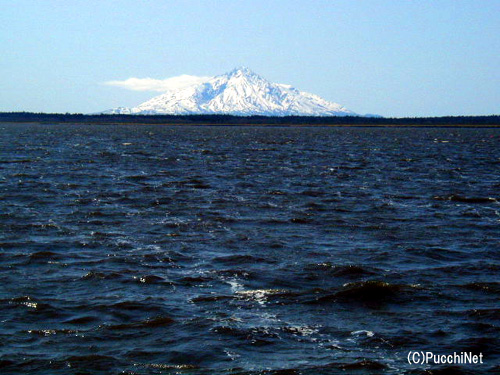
[{"left": 1, "top": 112, "right": 499, "bottom": 127}]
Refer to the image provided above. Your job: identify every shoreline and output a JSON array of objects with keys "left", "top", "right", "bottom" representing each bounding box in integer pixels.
[
  {"left": 1, "top": 113, "right": 499, "bottom": 127},
  {"left": 2, "top": 122, "right": 500, "bottom": 128}
]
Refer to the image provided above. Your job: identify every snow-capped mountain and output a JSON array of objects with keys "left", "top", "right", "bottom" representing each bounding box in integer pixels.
[{"left": 104, "top": 67, "right": 356, "bottom": 116}]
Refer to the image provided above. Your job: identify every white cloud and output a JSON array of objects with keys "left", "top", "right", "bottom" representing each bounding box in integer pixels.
[{"left": 104, "top": 75, "right": 212, "bottom": 92}]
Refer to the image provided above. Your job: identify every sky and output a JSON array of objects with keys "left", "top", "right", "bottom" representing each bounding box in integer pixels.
[{"left": 0, "top": 0, "right": 499, "bottom": 117}]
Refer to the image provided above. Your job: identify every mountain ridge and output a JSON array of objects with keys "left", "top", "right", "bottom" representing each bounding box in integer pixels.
[{"left": 103, "top": 67, "right": 357, "bottom": 116}]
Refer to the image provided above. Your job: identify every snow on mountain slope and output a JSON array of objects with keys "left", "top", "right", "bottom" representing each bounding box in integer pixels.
[{"left": 104, "top": 67, "right": 356, "bottom": 116}]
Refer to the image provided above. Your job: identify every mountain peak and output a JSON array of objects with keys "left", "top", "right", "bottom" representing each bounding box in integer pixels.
[
  {"left": 229, "top": 66, "right": 253, "bottom": 74},
  {"left": 103, "top": 68, "right": 357, "bottom": 116},
  {"left": 225, "top": 66, "right": 260, "bottom": 79}
]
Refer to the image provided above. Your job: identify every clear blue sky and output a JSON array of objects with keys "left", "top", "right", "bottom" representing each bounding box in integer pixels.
[{"left": 1, "top": 0, "right": 498, "bottom": 117}]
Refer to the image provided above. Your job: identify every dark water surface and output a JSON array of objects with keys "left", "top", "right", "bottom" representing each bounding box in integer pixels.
[{"left": 0, "top": 124, "right": 499, "bottom": 374}]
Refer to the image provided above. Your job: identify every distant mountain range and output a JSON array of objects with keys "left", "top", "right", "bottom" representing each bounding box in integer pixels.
[{"left": 103, "top": 67, "right": 362, "bottom": 116}]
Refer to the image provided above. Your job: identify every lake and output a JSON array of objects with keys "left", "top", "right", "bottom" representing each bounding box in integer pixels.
[{"left": 0, "top": 124, "right": 498, "bottom": 374}]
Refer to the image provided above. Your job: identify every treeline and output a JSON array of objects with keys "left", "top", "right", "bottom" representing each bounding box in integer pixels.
[{"left": 1, "top": 112, "right": 499, "bottom": 126}]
